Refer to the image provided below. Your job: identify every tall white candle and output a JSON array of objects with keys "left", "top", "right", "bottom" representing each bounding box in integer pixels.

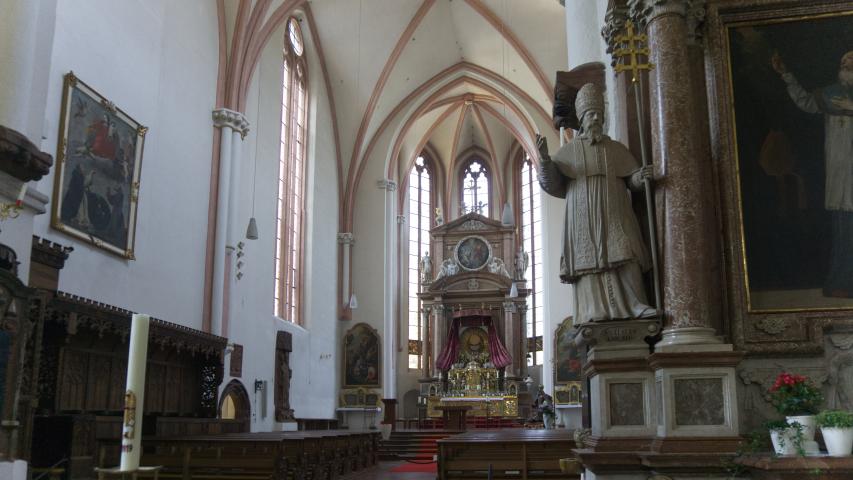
[{"left": 120, "top": 314, "right": 150, "bottom": 471}]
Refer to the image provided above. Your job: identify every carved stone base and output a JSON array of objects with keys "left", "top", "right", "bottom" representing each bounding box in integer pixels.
[
  {"left": 590, "top": 370, "right": 656, "bottom": 438},
  {"left": 381, "top": 398, "right": 397, "bottom": 431},
  {"left": 656, "top": 326, "right": 725, "bottom": 351},
  {"left": 649, "top": 350, "right": 744, "bottom": 438},
  {"left": 574, "top": 318, "right": 662, "bottom": 361}
]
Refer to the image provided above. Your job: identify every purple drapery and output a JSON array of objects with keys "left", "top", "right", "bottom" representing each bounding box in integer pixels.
[
  {"left": 487, "top": 322, "right": 512, "bottom": 369},
  {"left": 436, "top": 320, "right": 460, "bottom": 371},
  {"left": 435, "top": 316, "right": 513, "bottom": 370}
]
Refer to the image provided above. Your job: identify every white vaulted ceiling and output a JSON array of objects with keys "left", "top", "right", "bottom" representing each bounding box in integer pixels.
[{"left": 221, "top": 0, "right": 567, "bottom": 224}]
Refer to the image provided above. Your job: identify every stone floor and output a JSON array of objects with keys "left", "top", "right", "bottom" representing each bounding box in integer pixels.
[{"left": 340, "top": 461, "right": 437, "bottom": 479}]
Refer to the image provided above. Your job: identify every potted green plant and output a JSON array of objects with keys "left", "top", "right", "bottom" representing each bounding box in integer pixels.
[
  {"left": 768, "top": 372, "right": 823, "bottom": 442},
  {"left": 816, "top": 410, "right": 853, "bottom": 456},
  {"left": 766, "top": 419, "right": 804, "bottom": 456}
]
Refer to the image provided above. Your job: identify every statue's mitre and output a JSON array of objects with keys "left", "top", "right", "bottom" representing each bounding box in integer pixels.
[{"left": 575, "top": 83, "right": 605, "bottom": 121}]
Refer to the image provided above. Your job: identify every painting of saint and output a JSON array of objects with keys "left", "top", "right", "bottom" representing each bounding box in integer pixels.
[
  {"left": 456, "top": 236, "right": 491, "bottom": 271},
  {"left": 727, "top": 12, "right": 853, "bottom": 311},
  {"left": 343, "top": 323, "right": 380, "bottom": 387},
  {"left": 52, "top": 73, "right": 146, "bottom": 258},
  {"left": 554, "top": 317, "right": 581, "bottom": 384}
]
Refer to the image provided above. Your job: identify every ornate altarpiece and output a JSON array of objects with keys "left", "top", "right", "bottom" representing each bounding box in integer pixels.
[{"left": 417, "top": 213, "right": 529, "bottom": 417}]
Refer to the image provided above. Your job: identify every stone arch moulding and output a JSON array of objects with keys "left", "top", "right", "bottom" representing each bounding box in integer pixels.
[
  {"left": 352, "top": 76, "right": 534, "bottom": 229},
  {"left": 219, "top": 379, "right": 251, "bottom": 430},
  {"left": 343, "top": 61, "right": 554, "bottom": 231}
]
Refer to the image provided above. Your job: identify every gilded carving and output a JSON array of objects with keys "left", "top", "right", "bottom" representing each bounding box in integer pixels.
[
  {"left": 458, "top": 220, "right": 487, "bottom": 231},
  {"left": 754, "top": 317, "right": 790, "bottom": 335}
]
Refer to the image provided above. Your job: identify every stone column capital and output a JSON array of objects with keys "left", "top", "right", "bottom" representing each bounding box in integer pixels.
[
  {"left": 629, "top": 0, "right": 705, "bottom": 42},
  {"left": 337, "top": 232, "right": 355, "bottom": 245},
  {"left": 377, "top": 179, "right": 397, "bottom": 191},
  {"left": 212, "top": 108, "right": 250, "bottom": 138},
  {"left": 602, "top": 1, "right": 630, "bottom": 66}
]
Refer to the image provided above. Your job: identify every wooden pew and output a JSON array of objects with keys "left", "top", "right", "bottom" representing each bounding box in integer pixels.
[
  {"left": 437, "top": 429, "right": 579, "bottom": 480},
  {"left": 97, "top": 430, "right": 379, "bottom": 480}
]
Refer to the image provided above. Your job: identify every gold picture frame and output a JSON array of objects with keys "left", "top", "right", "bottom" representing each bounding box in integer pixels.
[
  {"left": 52, "top": 72, "right": 147, "bottom": 259},
  {"left": 706, "top": 0, "right": 853, "bottom": 353}
]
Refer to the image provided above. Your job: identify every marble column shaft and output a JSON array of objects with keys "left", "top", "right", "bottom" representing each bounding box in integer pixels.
[
  {"left": 421, "top": 305, "right": 431, "bottom": 379},
  {"left": 432, "top": 304, "right": 446, "bottom": 378},
  {"left": 635, "top": 0, "right": 717, "bottom": 332}
]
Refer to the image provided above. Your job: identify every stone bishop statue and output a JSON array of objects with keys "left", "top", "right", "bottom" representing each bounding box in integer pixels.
[{"left": 537, "top": 83, "right": 657, "bottom": 324}]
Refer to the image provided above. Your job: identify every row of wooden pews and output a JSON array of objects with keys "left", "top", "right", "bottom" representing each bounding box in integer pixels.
[
  {"left": 437, "top": 429, "right": 578, "bottom": 480},
  {"left": 97, "top": 430, "right": 379, "bottom": 480}
]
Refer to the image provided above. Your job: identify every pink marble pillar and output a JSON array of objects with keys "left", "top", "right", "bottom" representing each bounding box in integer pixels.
[
  {"left": 421, "top": 305, "right": 432, "bottom": 379},
  {"left": 630, "top": 0, "right": 721, "bottom": 346}
]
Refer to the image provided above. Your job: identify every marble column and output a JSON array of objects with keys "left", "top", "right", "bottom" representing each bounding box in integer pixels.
[
  {"left": 502, "top": 300, "right": 518, "bottom": 378},
  {"left": 517, "top": 303, "right": 528, "bottom": 376},
  {"left": 629, "top": 0, "right": 720, "bottom": 347},
  {"left": 432, "top": 303, "right": 447, "bottom": 378},
  {"left": 337, "top": 232, "right": 354, "bottom": 320},
  {"left": 377, "top": 179, "right": 398, "bottom": 401},
  {"left": 421, "top": 305, "right": 432, "bottom": 379},
  {"left": 212, "top": 108, "right": 250, "bottom": 337}
]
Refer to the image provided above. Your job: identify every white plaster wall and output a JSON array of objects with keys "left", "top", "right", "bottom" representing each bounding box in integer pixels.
[
  {"left": 32, "top": 0, "right": 219, "bottom": 329},
  {"left": 220, "top": 14, "right": 341, "bottom": 430}
]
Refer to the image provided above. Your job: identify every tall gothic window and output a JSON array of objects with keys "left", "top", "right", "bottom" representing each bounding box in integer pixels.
[
  {"left": 460, "top": 159, "right": 490, "bottom": 217},
  {"left": 274, "top": 18, "right": 308, "bottom": 324},
  {"left": 519, "top": 153, "right": 543, "bottom": 365},
  {"left": 408, "top": 156, "right": 432, "bottom": 369}
]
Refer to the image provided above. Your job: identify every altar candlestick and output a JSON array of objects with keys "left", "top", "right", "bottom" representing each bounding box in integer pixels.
[{"left": 120, "top": 314, "right": 150, "bottom": 471}]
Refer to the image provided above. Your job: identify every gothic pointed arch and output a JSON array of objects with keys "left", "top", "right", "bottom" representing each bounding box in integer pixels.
[{"left": 219, "top": 379, "right": 251, "bottom": 429}]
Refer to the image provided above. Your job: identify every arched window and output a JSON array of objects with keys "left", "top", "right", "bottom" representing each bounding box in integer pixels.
[
  {"left": 407, "top": 155, "right": 432, "bottom": 369},
  {"left": 274, "top": 17, "right": 308, "bottom": 323},
  {"left": 460, "top": 159, "right": 490, "bottom": 217},
  {"left": 518, "top": 153, "right": 543, "bottom": 365}
]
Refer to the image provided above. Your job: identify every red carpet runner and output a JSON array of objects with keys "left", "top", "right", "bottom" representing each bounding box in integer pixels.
[{"left": 389, "top": 462, "right": 438, "bottom": 473}]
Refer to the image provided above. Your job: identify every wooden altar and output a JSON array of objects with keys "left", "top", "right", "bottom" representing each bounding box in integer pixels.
[
  {"left": 427, "top": 395, "right": 519, "bottom": 418},
  {"left": 417, "top": 213, "right": 530, "bottom": 411}
]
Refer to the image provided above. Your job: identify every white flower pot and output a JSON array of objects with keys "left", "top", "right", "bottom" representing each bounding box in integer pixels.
[
  {"left": 821, "top": 427, "right": 853, "bottom": 457},
  {"left": 770, "top": 429, "right": 799, "bottom": 456},
  {"left": 787, "top": 415, "right": 816, "bottom": 441}
]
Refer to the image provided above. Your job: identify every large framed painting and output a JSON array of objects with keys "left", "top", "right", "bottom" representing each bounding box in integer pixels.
[
  {"left": 52, "top": 72, "right": 147, "bottom": 258},
  {"left": 707, "top": 1, "right": 853, "bottom": 353},
  {"left": 343, "top": 323, "right": 380, "bottom": 388},
  {"left": 726, "top": 9, "right": 853, "bottom": 312}
]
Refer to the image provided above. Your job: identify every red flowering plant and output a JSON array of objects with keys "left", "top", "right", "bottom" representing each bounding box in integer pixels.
[{"left": 768, "top": 372, "right": 823, "bottom": 416}]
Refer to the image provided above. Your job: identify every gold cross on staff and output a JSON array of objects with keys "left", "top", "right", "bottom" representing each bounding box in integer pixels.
[{"left": 613, "top": 20, "right": 654, "bottom": 82}]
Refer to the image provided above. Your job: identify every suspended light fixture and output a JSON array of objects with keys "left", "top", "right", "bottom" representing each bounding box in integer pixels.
[
  {"left": 509, "top": 281, "right": 519, "bottom": 299},
  {"left": 348, "top": 293, "right": 359, "bottom": 310},
  {"left": 246, "top": 217, "right": 258, "bottom": 240},
  {"left": 246, "top": 53, "right": 262, "bottom": 240}
]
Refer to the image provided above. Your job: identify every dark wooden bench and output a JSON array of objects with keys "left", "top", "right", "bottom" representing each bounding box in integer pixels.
[
  {"left": 97, "top": 430, "right": 379, "bottom": 480},
  {"left": 437, "top": 430, "right": 579, "bottom": 480}
]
